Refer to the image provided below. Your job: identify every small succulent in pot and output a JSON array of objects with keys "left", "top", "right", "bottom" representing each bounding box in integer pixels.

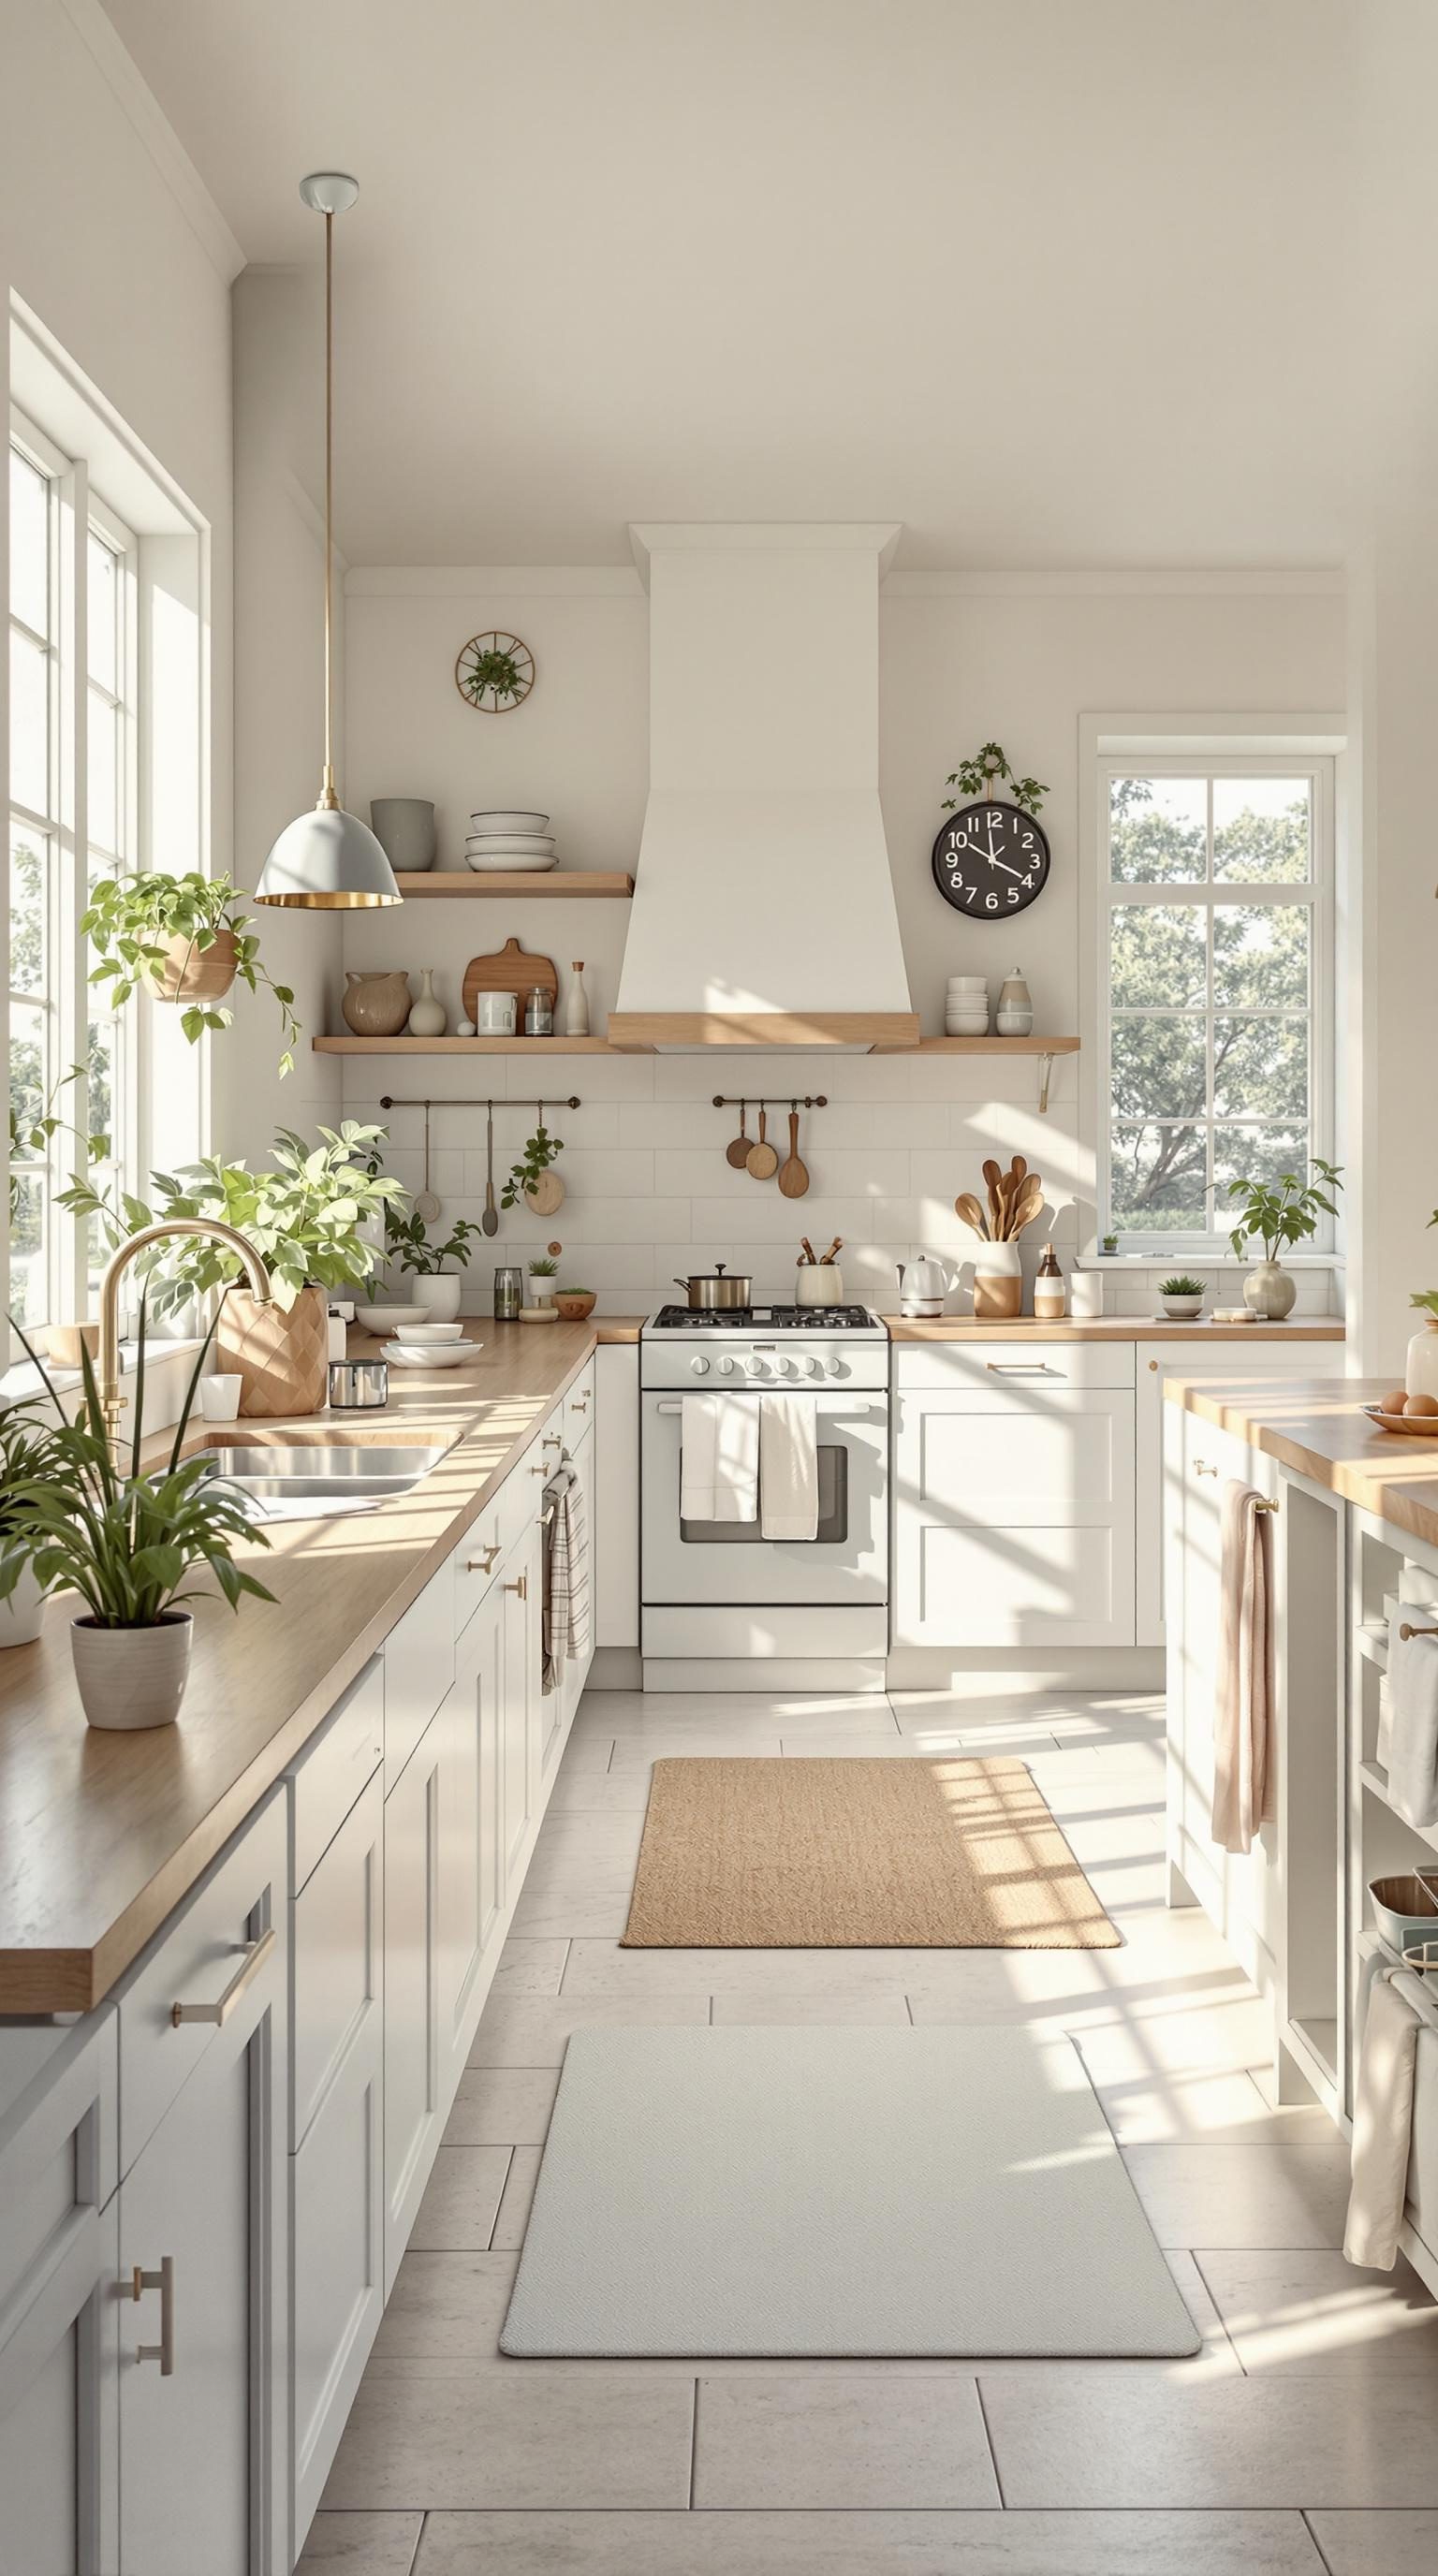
[
  {"left": 0, "top": 1310, "right": 275, "bottom": 1728},
  {"left": 554, "top": 1285, "right": 596, "bottom": 1320},
  {"left": 1159, "top": 1272, "right": 1206, "bottom": 1320}
]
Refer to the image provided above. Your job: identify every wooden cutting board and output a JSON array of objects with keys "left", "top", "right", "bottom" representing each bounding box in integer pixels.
[{"left": 462, "top": 938, "right": 558, "bottom": 1028}]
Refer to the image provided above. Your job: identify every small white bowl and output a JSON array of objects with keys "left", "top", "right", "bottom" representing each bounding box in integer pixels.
[
  {"left": 395, "top": 1322, "right": 465, "bottom": 1342},
  {"left": 381, "top": 1339, "right": 477, "bottom": 1368},
  {"left": 358, "top": 1302, "right": 427, "bottom": 1330},
  {"left": 469, "top": 811, "right": 548, "bottom": 832}
]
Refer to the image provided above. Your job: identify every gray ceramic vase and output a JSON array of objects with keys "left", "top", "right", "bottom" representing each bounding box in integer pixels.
[{"left": 370, "top": 798, "right": 437, "bottom": 871}]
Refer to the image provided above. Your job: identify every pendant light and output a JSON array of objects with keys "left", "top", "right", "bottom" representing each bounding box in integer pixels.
[{"left": 255, "top": 173, "right": 401, "bottom": 909}]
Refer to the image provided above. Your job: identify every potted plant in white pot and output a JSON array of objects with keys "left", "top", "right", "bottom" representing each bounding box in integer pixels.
[
  {"left": 0, "top": 1318, "right": 275, "bottom": 1727},
  {"left": 525, "top": 1252, "right": 559, "bottom": 1317},
  {"left": 62, "top": 1123, "right": 404, "bottom": 1415},
  {"left": 83, "top": 870, "right": 301, "bottom": 1076},
  {"left": 1225, "top": 1157, "right": 1343, "bottom": 1319},
  {"left": 1159, "top": 1272, "right": 1205, "bottom": 1322},
  {"left": 0, "top": 1394, "right": 64, "bottom": 1646},
  {"left": 381, "top": 1207, "right": 485, "bottom": 1323}
]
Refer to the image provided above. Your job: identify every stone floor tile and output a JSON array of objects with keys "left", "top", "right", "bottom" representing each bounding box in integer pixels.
[
  {"left": 444, "top": 2067, "right": 561, "bottom": 2147},
  {"left": 1197, "top": 2249, "right": 1438, "bottom": 2377},
  {"left": 297, "top": 2512, "right": 423, "bottom": 2573},
  {"left": 1305, "top": 2511, "right": 1438, "bottom": 2575},
  {"left": 691, "top": 2375, "right": 998, "bottom": 2510},
  {"left": 409, "top": 2146, "right": 511, "bottom": 2251},
  {"left": 322, "top": 2369, "right": 695, "bottom": 2510},
  {"left": 1121, "top": 2138, "right": 1353, "bottom": 2249},
  {"left": 469, "top": 1995, "right": 711, "bottom": 2069}
]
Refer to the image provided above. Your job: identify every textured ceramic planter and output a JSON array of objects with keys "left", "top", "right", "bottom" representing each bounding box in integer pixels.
[
  {"left": 145, "top": 926, "right": 239, "bottom": 1004},
  {"left": 409, "top": 1274, "right": 462, "bottom": 1323},
  {"left": 1161, "top": 1295, "right": 1204, "bottom": 1321},
  {"left": 71, "top": 1610, "right": 192, "bottom": 1730},
  {"left": 1243, "top": 1258, "right": 1296, "bottom": 1320},
  {"left": 0, "top": 1563, "right": 46, "bottom": 1649},
  {"left": 341, "top": 970, "right": 412, "bottom": 1036},
  {"left": 217, "top": 1283, "right": 330, "bottom": 1416},
  {"left": 973, "top": 1240, "right": 1023, "bottom": 1320},
  {"left": 1407, "top": 1319, "right": 1438, "bottom": 1399},
  {"left": 554, "top": 1291, "right": 595, "bottom": 1320}
]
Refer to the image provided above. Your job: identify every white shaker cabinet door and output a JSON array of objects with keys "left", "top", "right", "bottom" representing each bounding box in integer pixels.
[
  {"left": 594, "top": 1344, "right": 639, "bottom": 1647},
  {"left": 115, "top": 1854, "right": 287, "bottom": 2576},
  {"left": 438, "top": 1579, "right": 505, "bottom": 2095},
  {"left": 383, "top": 1720, "right": 443, "bottom": 2297},
  {"left": 1137, "top": 1339, "right": 1330, "bottom": 1646},
  {"left": 894, "top": 1386, "right": 1137, "bottom": 1647},
  {"left": 501, "top": 1520, "right": 543, "bottom": 1889}
]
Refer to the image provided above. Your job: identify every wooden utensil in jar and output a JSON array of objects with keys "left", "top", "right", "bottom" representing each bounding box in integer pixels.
[
  {"left": 746, "top": 1107, "right": 779, "bottom": 1179},
  {"left": 778, "top": 1106, "right": 810, "bottom": 1198},
  {"left": 982, "top": 1157, "right": 1005, "bottom": 1236},
  {"left": 955, "top": 1191, "right": 990, "bottom": 1239},
  {"left": 1009, "top": 1175, "right": 1045, "bottom": 1234},
  {"left": 726, "top": 1103, "right": 752, "bottom": 1169}
]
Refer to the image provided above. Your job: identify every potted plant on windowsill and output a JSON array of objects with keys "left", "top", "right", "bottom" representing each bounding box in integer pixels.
[
  {"left": 82, "top": 871, "right": 301, "bottom": 1077},
  {"left": 1225, "top": 1157, "right": 1343, "bottom": 1319},
  {"left": 380, "top": 1208, "right": 485, "bottom": 1323},
  {"left": 62, "top": 1123, "right": 404, "bottom": 1415},
  {"left": 0, "top": 1316, "right": 275, "bottom": 1727}
]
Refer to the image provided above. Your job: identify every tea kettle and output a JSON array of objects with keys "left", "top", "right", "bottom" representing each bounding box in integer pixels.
[{"left": 896, "top": 1255, "right": 952, "bottom": 1318}]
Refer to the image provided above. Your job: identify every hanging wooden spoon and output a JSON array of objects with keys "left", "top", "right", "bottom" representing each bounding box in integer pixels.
[
  {"left": 726, "top": 1101, "right": 752, "bottom": 1169},
  {"left": 746, "top": 1106, "right": 779, "bottom": 1179},
  {"left": 955, "top": 1191, "right": 990, "bottom": 1239},
  {"left": 778, "top": 1105, "right": 810, "bottom": 1199},
  {"left": 416, "top": 1100, "right": 442, "bottom": 1224}
]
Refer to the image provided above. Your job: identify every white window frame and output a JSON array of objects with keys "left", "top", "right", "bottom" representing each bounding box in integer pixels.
[
  {"left": 1095, "top": 750, "right": 1335, "bottom": 1259},
  {"left": 8, "top": 404, "right": 140, "bottom": 1348}
]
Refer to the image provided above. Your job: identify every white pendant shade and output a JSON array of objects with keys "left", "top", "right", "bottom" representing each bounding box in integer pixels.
[{"left": 255, "top": 804, "right": 401, "bottom": 908}]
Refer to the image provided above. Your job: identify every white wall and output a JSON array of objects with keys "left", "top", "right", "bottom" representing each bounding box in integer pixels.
[{"left": 338, "top": 569, "right": 1346, "bottom": 1314}]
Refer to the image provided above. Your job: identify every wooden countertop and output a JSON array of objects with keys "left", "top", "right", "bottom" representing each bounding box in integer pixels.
[
  {"left": 0, "top": 1319, "right": 644, "bottom": 2016},
  {"left": 882, "top": 1315, "right": 1345, "bottom": 1342},
  {"left": 1167, "top": 1373, "right": 1438, "bottom": 1554}
]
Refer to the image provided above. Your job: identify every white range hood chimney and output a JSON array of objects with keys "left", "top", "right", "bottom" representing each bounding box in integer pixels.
[{"left": 609, "top": 523, "right": 918, "bottom": 1050}]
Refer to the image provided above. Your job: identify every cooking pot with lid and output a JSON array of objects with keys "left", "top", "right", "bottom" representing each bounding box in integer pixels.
[{"left": 671, "top": 1264, "right": 753, "bottom": 1311}]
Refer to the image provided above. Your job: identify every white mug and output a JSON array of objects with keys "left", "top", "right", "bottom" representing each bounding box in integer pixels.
[
  {"left": 199, "top": 1373, "right": 242, "bottom": 1422},
  {"left": 474, "top": 991, "right": 517, "bottom": 1034}
]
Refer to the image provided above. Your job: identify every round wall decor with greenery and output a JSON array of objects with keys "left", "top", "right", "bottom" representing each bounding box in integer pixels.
[{"left": 455, "top": 630, "right": 536, "bottom": 713}]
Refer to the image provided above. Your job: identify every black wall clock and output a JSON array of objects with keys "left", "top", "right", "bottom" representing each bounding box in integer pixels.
[{"left": 932, "top": 799, "right": 1050, "bottom": 917}]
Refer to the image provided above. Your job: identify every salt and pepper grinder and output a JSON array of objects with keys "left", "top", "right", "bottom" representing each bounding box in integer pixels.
[
  {"left": 1034, "top": 1241, "right": 1067, "bottom": 1320},
  {"left": 564, "top": 960, "right": 590, "bottom": 1039},
  {"left": 524, "top": 983, "right": 554, "bottom": 1038}
]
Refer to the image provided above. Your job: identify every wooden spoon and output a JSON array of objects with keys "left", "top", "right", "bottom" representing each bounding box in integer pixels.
[
  {"left": 778, "top": 1106, "right": 810, "bottom": 1199},
  {"left": 955, "top": 1192, "right": 990, "bottom": 1239},
  {"left": 1010, "top": 1177, "right": 1046, "bottom": 1233},
  {"left": 726, "top": 1102, "right": 752, "bottom": 1169},
  {"left": 746, "top": 1106, "right": 779, "bottom": 1179},
  {"left": 982, "top": 1157, "right": 1004, "bottom": 1236}
]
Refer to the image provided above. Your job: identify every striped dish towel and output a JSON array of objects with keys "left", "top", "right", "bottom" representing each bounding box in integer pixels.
[{"left": 542, "top": 1455, "right": 590, "bottom": 1692}]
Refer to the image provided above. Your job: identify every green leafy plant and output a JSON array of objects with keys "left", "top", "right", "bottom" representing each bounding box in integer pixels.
[
  {"left": 385, "top": 1208, "right": 484, "bottom": 1277},
  {"left": 1412, "top": 1291, "right": 1438, "bottom": 1319},
  {"left": 501, "top": 1121, "right": 565, "bottom": 1211},
  {"left": 1102, "top": 1232, "right": 1120, "bottom": 1254},
  {"left": 0, "top": 1308, "right": 275, "bottom": 1631},
  {"left": 943, "top": 741, "right": 1049, "bottom": 817},
  {"left": 82, "top": 871, "right": 301, "bottom": 1076},
  {"left": 527, "top": 1254, "right": 558, "bottom": 1279},
  {"left": 0, "top": 1391, "right": 65, "bottom": 1556},
  {"left": 461, "top": 646, "right": 524, "bottom": 707},
  {"left": 7, "top": 1061, "right": 106, "bottom": 1223},
  {"left": 59, "top": 1123, "right": 405, "bottom": 1316},
  {"left": 555, "top": 1284, "right": 593, "bottom": 1295},
  {"left": 1225, "top": 1157, "right": 1342, "bottom": 1262},
  {"left": 1160, "top": 1274, "right": 1205, "bottom": 1298}
]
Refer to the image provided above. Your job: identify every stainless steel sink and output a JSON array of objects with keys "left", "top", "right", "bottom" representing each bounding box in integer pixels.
[{"left": 201, "top": 1444, "right": 450, "bottom": 1518}]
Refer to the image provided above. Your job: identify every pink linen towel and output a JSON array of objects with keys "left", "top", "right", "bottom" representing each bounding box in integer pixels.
[
  {"left": 1211, "top": 1480, "right": 1277, "bottom": 1855},
  {"left": 1345, "top": 1968, "right": 1426, "bottom": 2270}
]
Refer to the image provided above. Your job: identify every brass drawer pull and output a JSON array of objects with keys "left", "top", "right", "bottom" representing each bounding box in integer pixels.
[
  {"left": 170, "top": 1925, "right": 276, "bottom": 2028},
  {"left": 1195, "top": 1458, "right": 1218, "bottom": 1477},
  {"left": 543, "top": 1433, "right": 564, "bottom": 1448},
  {"left": 528, "top": 1464, "right": 548, "bottom": 1477},
  {"left": 467, "top": 1544, "right": 502, "bottom": 1573},
  {"left": 569, "top": 1396, "right": 590, "bottom": 1412},
  {"left": 130, "top": 2254, "right": 176, "bottom": 2374},
  {"left": 504, "top": 1573, "right": 528, "bottom": 1601}
]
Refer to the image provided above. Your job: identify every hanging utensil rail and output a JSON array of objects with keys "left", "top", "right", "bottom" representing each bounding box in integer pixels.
[
  {"left": 378, "top": 1094, "right": 582, "bottom": 1112},
  {"left": 711, "top": 1094, "right": 828, "bottom": 1110}
]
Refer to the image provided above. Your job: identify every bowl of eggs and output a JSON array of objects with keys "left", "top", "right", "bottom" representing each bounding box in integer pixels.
[{"left": 1365, "top": 1391, "right": 1438, "bottom": 1436}]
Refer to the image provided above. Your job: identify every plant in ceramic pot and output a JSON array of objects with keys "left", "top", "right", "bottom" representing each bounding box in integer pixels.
[
  {"left": 1407, "top": 1281, "right": 1438, "bottom": 1401},
  {"left": 383, "top": 1207, "right": 484, "bottom": 1323},
  {"left": 1225, "top": 1157, "right": 1342, "bottom": 1320},
  {"left": 526, "top": 1253, "right": 559, "bottom": 1310},
  {"left": 62, "top": 1123, "right": 404, "bottom": 1414},
  {"left": 1159, "top": 1272, "right": 1206, "bottom": 1322},
  {"left": 501, "top": 1120, "right": 565, "bottom": 1215},
  {"left": 0, "top": 1394, "right": 65, "bottom": 1647},
  {"left": 82, "top": 871, "right": 301, "bottom": 1076},
  {"left": 0, "top": 1318, "right": 274, "bottom": 1728},
  {"left": 554, "top": 1285, "right": 596, "bottom": 1320}
]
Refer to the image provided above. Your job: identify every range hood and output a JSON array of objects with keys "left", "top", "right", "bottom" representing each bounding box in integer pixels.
[{"left": 609, "top": 524, "right": 918, "bottom": 1051}]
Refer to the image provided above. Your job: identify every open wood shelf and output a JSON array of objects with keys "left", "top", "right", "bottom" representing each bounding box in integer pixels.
[
  {"left": 906, "top": 1034, "right": 1080, "bottom": 1055},
  {"left": 393, "top": 871, "right": 634, "bottom": 898},
  {"left": 313, "top": 1035, "right": 620, "bottom": 1055}
]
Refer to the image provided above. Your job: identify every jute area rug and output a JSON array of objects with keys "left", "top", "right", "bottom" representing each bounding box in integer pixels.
[{"left": 620, "top": 1756, "right": 1120, "bottom": 1949}]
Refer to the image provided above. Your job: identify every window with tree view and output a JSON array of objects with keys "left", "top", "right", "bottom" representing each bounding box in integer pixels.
[{"left": 1101, "top": 762, "right": 1331, "bottom": 1250}]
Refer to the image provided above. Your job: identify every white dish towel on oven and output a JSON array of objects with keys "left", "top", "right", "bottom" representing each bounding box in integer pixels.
[
  {"left": 681, "top": 1394, "right": 759, "bottom": 1523},
  {"left": 1384, "top": 1624, "right": 1438, "bottom": 1828},
  {"left": 759, "top": 1392, "right": 819, "bottom": 1541}
]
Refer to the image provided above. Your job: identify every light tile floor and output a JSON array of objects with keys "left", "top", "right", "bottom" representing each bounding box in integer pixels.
[{"left": 307, "top": 1687, "right": 1438, "bottom": 2575}]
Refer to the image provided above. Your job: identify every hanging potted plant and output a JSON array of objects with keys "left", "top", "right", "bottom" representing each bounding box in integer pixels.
[
  {"left": 62, "top": 1123, "right": 404, "bottom": 1415},
  {"left": 381, "top": 1207, "right": 485, "bottom": 1323},
  {"left": 0, "top": 1316, "right": 275, "bottom": 1728},
  {"left": 1225, "top": 1157, "right": 1343, "bottom": 1320},
  {"left": 501, "top": 1119, "right": 565, "bottom": 1215},
  {"left": 82, "top": 871, "right": 301, "bottom": 1076}
]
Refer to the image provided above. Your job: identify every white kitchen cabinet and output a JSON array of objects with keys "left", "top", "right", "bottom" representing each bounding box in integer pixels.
[
  {"left": 1137, "top": 1339, "right": 1335, "bottom": 1646},
  {"left": 0, "top": 2012, "right": 119, "bottom": 2576},
  {"left": 382, "top": 1717, "right": 442, "bottom": 2296},
  {"left": 291, "top": 1965, "right": 383, "bottom": 2548},
  {"left": 558, "top": 1423, "right": 595, "bottom": 1737},
  {"left": 894, "top": 1360, "right": 1136, "bottom": 1648},
  {"left": 384, "top": 1564, "right": 455, "bottom": 1794},
  {"left": 438, "top": 1578, "right": 504, "bottom": 2095},
  {"left": 594, "top": 1343, "right": 639, "bottom": 1648},
  {"left": 502, "top": 1516, "right": 544, "bottom": 1885},
  {"left": 115, "top": 1791, "right": 288, "bottom": 2576}
]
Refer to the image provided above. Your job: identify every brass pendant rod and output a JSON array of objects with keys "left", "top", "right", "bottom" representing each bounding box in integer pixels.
[{"left": 319, "top": 207, "right": 338, "bottom": 810}]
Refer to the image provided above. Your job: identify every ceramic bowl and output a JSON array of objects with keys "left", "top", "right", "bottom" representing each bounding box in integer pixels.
[
  {"left": 554, "top": 1291, "right": 596, "bottom": 1320},
  {"left": 394, "top": 1321, "right": 465, "bottom": 1342},
  {"left": 469, "top": 811, "right": 549, "bottom": 832},
  {"left": 357, "top": 1302, "right": 427, "bottom": 1331},
  {"left": 381, "top": 1339, "right": 477, "bottom": 1368},
  {"left": 1160, "top": 1296, "right": 1204, "bottom": 1321},
  {"left": 463, "top": 848, "right": 559, "bottom": 873}
]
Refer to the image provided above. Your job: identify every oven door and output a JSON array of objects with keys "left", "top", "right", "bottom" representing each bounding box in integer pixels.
[{"left": 640, "top": 1391, "right": 888, "bottom": 1606}]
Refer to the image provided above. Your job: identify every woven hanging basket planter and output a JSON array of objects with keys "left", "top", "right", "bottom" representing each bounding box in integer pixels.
[{"left": 216, "top": 1283, "right": 329, "bottom": 1417}]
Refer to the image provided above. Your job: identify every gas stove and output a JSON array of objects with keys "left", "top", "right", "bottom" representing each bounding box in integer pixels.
[{"left": 647, "top": 1302, "right": 882, "bottom": 1335}]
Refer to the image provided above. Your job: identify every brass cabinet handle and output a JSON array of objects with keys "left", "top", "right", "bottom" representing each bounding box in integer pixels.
[
  {"left": 542, "top": 1433, "right": 563, "bottom": 1449},
  {"left": 1149, "top": 1359, "right": 1159, "bottom": 1372},
  {"left": 1194, "top": 1458, "right": 1218, "bottom": 1477},
  {"left": 569, "top": 1397, "right": 590, "bottom": 1412},
  {"left": 130, "top": 2254, "right": 176, "bottom": 2374},
  {"left": 528, "top": 1464, "right": 547, "bottom": 1477},
  {"left": 985, "top": 1362, "right": 1063, "bottom": 1376},
  {"left": 170, "top": 1925, "right": 276, "bottom": 2028},
  {"left": 504, "top": 1573, "right": 528, "bottom": 1601},
  {"left": 467, "top": 1544, "right": 502, "bottom": 1573}
]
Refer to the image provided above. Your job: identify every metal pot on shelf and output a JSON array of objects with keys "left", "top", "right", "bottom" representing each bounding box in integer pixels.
[{"left": 671, "top": 1264, "right": 754, "bottom": 1311}]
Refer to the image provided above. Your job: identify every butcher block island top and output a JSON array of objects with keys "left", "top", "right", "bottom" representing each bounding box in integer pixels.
[
  {"left": 1167, "top": 1372, "right": 1438, "bottom": 1554},
  {"left": 0, "top": 1318, "right": 644, "bottom": 2016},
  {"left": 883, "top": 1315, "right": 1345, "bottom": 1341}
]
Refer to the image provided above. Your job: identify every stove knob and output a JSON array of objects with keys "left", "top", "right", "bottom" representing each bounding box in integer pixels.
[
  {"left": 689, "top": 1355, "right": 710, "bottom": 1375},
  {"left": 744, "top": 1355, "right": 766, "bottom": 1378},
  {"left": 823, "top": 1356, "right": 843, "bottom": 1378},
  {"left": 717, "top": 1354, "right": 737, "bottom": 1375},
  {"left": 777, "top": 1354, "right": 798, "bottom": 1376},
  {"left": 803, "top": 1354, "right": 824, "bottom": 1377}
]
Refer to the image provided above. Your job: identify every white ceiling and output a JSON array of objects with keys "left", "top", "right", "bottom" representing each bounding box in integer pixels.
[{"left": 101, "top": 0, "right": 1356, "bottom": 569}]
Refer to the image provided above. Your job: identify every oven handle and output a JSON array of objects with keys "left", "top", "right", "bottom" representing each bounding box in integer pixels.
[{"left": 653, "top": 1398, "right": 883, "bottom": 1416}]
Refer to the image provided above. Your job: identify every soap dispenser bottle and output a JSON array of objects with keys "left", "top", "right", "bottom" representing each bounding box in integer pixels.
[{"left": 1034, "top": 1242, "right": 1066, "bottom": 1320}]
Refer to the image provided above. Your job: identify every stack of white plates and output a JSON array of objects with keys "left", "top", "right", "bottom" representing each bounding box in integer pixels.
[
  {"left": 465, "top": 810, "right": 557, "bottom": 873},
  {"left": 946, "top": 974, "right": 989, "bottom": 1037}
]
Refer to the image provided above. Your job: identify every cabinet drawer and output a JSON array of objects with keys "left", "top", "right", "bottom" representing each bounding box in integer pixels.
[
  {"left": 897, "top": 1340, "right": 1135, "bottom": 1392},
  {"left": 0, "top": 2007, "right": 117, "bottom": 2320},
  {"left": 292, "top": 1765, "right": 382, "bottom": 2152},
  {"left": 116, "top": 1788, "right": 286, "bottom": 2180},
  {"left": 288, "top": 1657, "right": 383, "bottom": 1893},
  {"left": 564, "top": 1359, "right": 595, "bottom": 1444},
  {"left": 384, "top": 1564, "right": 455, "bottom": 1794},
  {"left": 292, "top": 1989, "right": 383, "bottom": 2540}
]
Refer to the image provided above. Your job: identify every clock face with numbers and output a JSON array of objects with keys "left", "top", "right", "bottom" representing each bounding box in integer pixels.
[{"left": 932, "top": 799, "right": 1050, "bottom": 918}]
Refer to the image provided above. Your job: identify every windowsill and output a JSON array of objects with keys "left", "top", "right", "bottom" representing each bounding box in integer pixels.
[
  {"left": 1079, "top": 1251, "right": 1344, "bottom": 1269},
  {"left": 2, "top": 1336, "right": 203, "bottom": 1407}
]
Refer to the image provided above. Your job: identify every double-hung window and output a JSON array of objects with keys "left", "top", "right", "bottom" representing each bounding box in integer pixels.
[
  {"left": 1099, "top": 757, "right": 1333, "bottom": 1252},
  {"left": 7, "top": 414, "right": 139, "bottom": 1339}
]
